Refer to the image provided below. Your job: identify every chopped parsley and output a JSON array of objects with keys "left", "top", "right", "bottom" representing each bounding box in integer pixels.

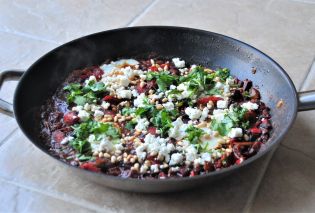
[
  {"left": 147, "top": 71, "right": 178, "bottom": 91},
  {"left": 63, "top": 80, "right": 106, "bottom": 106},
  {"left": 185, "top": 125, "right": 205, "bottom": 144},
  {"left": 211, "top": 106, "right": 248, "bottom": 135}
]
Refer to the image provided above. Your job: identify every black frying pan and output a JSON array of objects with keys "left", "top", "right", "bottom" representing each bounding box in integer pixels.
[{"left": 1, "top": 26, "right": 315, "bottom": 193}]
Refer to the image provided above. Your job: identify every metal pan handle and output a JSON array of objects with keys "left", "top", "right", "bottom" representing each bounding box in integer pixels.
[
  {"left": 298, "top": 90, "right": 315, "bottom": 111},
  {"left": 0, "top": 70, "right": 24, "bottom": 117}
]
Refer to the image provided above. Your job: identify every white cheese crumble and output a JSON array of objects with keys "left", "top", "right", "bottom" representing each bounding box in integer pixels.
[
  {"left": 211, "top": 109, "right": 227, "bottom": 122},
  {"left": 185, "top": 145, "right": 198, "bottom": 162},
  {"left": 200, "top": 107, "right": 209, "bottom": 121},
  {"left": 241, "top": 102, "right": 259, "bottom": 110},
  {"left": 116, "top": 89, "right": 132, "bottom": 99},
  {"left": 78, "top": 110, "right": 90, "bottom": 121},
  {"left": 185, "top": 107, "right": 202, "bottom": 120},
  {"left": 136, "top": 144, "right": 147, "bottom": 161},
  {"left": 169, "top": 153, "right": 184, "bottom": 166},
  {"left": 162, "top": 102, "right": 175, "bottom": 111},
  {"left": 217, "top": 100, "right": 228, "bottom": 109},
  {"left": 172, "top": 58, "right": 185, "bottom": 68},
  {"left": 133, "top": 93, "right": 146, "bottom": 107},
  {"left": 215, "top": 82, "right": 224, "bottom": 89},
  {"left": 228, "top": 128, "right": 243, "bottom": 138},
  {"left": 98, "top": 137, "right": 114, "bottom": 152},
  {"left": 135, "top": 117, "right": 149, "bottom": 131},
  {"left": 94, "top": 109, "right": 104, "bottom": 120},
  {"left": 168, "top": 117, "right": 188, "bottom": 140},
  {"left": 60, "top": 136, "right": 74, "bottom": 145},
  {"left": 150, "top": 164, "right": 159, "bottom": 173},
  {"left": 101, "top": 101, "right": 110, "bottom": 109}
]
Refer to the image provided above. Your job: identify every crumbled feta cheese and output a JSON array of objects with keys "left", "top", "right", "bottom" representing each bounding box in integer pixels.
[
  {"left": 226, "top": 77, "right": 235, "bottom": 85},
  {"left": 114, "top": 144, "right": 124, "bottom": 151},
  {"left": 191, "top": 64, "right": 197, "bottom": 70},
  {"left": 168, "top": 117, "right": 188, "bottom": 140},
  {"left": 101, "top": 101, "right": 110, "bottom": 109},
  {"left": 133, "top": 93, "right": 146, "bottom": 107},
  {"left": 163, "top": 102, "right": 175, "bottom": 111},
  {"left": 177, "top": 82, "right": 188, "bottom": 91},
  {"left": 116, "top": 89, "right": 132, "bottom": 99},
  {"left": 211, "top": 109, "right": 227, "bottom": 122},
  {"left": 98, "top": 137, "right": 114, "bottom": 152},
  {"left": 72, "top": 106, "right": 83, "bottom": 112},
  {"left": 78, "top": 110, "right": 90, "bottom": 121},
  {"left": 185, "top": 145, "right": 198, "bottom": 162},
  {"left": 131, "top": 89, "right": 139, "bottom": 97},
  {"left": 215, "top": 82, "right": 224, "bottom": 89},
  {"left": 172, "top": 58, "right": 185, "bottom": 68},
  {"left": 85, "top": 75, "right": 96, "bottom": 85},
  {"left": 185, "top": 107, "right": 202, "bottom": 120},
  {"left": 241, "top": 102, "right": 259, "bottom": 110},
  {"left": 200, "top": 152, "right": 212, "bottom": 164},
  {"left": 150, "top": 164, "right": 159, "bottom": 173},
  {"left": 94, "top": 110, "right": 104, "bottom": 120},
  {"left": 135, "top": 117, "right": 149, "bottom": 131},
  {"left": 83, "top": 103, "right": 91, "bottom": 111},
  {"left": 60, "top": 136, "right": 74, "bottom": 145},
  {"left": 217, "top": 100, "right": 228, "bottom": 109},
  {"left": 200, "top": 107, "right": 209, "bottom": 121},
  {"left": 136, "top": 144, "right": 147, "bottom": 161},
  {"left": 90, "top": 105, "right": 100, "bottom": 112},
  {"left": 228, "top": 128, "right": 243, "bottom": 138},
  {"left": 87, "top": 134, "right": 96, "bottom": 143},
  {"left": 169, "top": 153, "right": 184, "bottom": 166},
  {"left": 170, "top": 85, "right": 176, "bottom": 90}
]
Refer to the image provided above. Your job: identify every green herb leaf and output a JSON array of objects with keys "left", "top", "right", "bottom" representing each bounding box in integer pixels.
[
  {"left": 121, "top": 107, "right": 135, "bottom": 116},
  {"left": 185, "top": 125, "right": 205, "bottom": 144},
  {"left": 147, "top": 71, "right": 178, "bottom": 91},
  {"left": 215, "top": 68, "right": 230, "bottom": 81},
  {"left": 125, "top": 121, "right": 137, "bottom": 131}
]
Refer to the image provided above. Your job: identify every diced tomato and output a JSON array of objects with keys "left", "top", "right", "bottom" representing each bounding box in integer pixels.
[
  {"left": 103, "top": 95, "right": 120, "bottom": 104},
  {"left": 149, "top": 66, "right": 158, "bottom": 72},
  {"left": 52, "top": 130, "right": 65, "bottom": 143},
  {"left": 235, "top": 157, "right": 244, "bottom": 165},
  {"left": 80, "top": 162, "right": 101, "bottom": 172},
  {"left": 197, "top": 96, "right": 223, "bottom": 104},
  {"left": 147, "top": 127, "right": 157, "bottom": 135},
  {"left": 250, "top": 127, "right": 262, "bottom": 135},
  {"left": 93, "top": 67, "right": 104, "bottom": 80},
  {"left": 159, "top": 172, "right": 166, "bottom": 178},
  {"left": 63, "top": 111, "right": 79, "bottom": 126},
  {"left": 80, "top": 68, "right": 93, "bottom": 80},
  {"left": 190, "top": 171, "right": 195, "bottom": 177}
]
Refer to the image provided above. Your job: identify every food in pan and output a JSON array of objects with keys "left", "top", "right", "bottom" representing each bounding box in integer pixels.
[{"left": 40, "top": 58, "right": 272, "bottom": 179}]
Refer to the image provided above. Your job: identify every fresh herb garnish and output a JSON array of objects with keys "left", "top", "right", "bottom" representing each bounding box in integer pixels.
[
  {"left": 63, "top": 80, "right": 106, "bottom": 105},
  {"left": 125, "top": 121, "right": 136, "bottom": 131},
  {"left": 185, "top": 125, "right": 205, "bottom": 144},
  {"left": 70, "top": 120, "right": 121, "bottom": 156},
  {"left": 211, "top": 106, "right": 248, "bottom": 135},
  {"left": 147, "top": 71, "right": 178, "bottom": 91},
  {"left": 215, "top": 68, "right": 230, "bottom": 81}
]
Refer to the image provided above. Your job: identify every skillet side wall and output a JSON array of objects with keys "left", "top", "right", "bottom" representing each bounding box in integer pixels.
[{"left": 13, "top": 27, "right": 297, "bottom": 192}]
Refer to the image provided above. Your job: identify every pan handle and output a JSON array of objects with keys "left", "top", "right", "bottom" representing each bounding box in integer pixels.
[
  {"left": 298, "top": 90, "right": 315, "bottom": 111},
  {"left": 0, "top": 70, "right": 24, "bottom": 117}
]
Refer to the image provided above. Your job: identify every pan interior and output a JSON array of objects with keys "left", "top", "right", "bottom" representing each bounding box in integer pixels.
[{"left": 14, "top": 26, "right": 297, "bottom": 162}]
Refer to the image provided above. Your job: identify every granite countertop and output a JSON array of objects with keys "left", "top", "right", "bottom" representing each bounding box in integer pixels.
[{"left": 0, "top": 0, "right": 315, "bottom": 212}]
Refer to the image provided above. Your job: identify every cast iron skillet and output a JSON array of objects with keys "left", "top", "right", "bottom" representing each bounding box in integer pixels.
[{"left": 1, "top": 26, "right": 315, "bottom": 193}]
